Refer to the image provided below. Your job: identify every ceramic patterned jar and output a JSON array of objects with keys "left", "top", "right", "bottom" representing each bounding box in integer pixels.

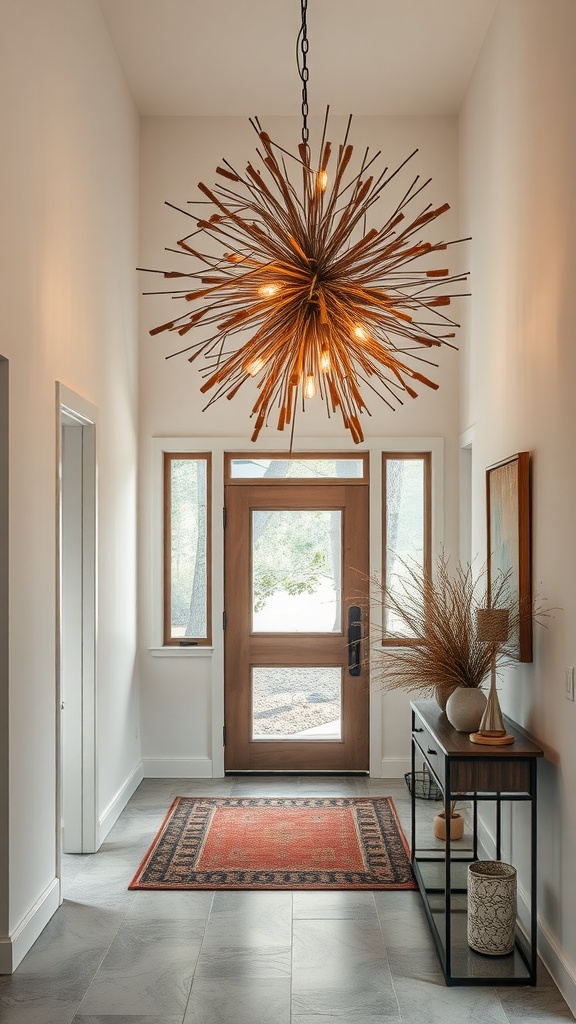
[{"left": 467, "top": 860, "right": 517, "bottom": 955}]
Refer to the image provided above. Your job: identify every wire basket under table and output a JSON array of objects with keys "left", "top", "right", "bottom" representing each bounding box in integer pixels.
[{"left": 404, "top": 766, "right": 442, "bottom": 801}]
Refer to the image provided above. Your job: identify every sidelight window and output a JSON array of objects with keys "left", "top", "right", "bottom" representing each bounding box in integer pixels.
[
  {"left": 382, "top": 452, "right": 431, "bottom": 642},
  {"left": 163, "top": 453, "right": 211, "bottom": 645}
]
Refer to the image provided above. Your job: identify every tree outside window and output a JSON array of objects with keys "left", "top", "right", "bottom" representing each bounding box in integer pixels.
[{"left": 164, "top": 453, "right": 211, "bottom": 645}]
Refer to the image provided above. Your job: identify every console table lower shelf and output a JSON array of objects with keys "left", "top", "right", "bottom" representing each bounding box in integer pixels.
[{"left": 410, "top": 700, "right": 543, "bottom": 987}]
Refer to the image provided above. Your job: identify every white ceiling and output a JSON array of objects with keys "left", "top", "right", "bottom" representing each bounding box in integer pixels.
[{"left": 97, "top": 0, "right": 498, "bottom": 117}]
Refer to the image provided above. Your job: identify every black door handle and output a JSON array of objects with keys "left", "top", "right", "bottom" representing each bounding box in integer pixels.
[{"left": 348, "top": 605, "right": 361, "bottom": 676}]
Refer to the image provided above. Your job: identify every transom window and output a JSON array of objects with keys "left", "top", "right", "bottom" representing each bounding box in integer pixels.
[{"left": 226, "top": 452, "right": 367, "bottom": 481}]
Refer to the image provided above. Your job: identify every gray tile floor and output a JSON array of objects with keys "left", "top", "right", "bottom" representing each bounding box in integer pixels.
[{"left": 0, "top": 776, "right": 573, "bottom": 1023}]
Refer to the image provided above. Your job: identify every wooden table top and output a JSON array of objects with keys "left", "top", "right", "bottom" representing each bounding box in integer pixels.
[{"left": 411, "top": 700, "right": 544, "bottom": 759}]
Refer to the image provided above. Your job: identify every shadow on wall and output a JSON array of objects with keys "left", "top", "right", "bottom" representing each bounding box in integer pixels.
[{"left": 538, "top": 757, "right": 562, "bottom": 936}]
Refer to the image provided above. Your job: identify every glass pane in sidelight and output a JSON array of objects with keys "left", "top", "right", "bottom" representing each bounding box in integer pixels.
[
  {"left": 252, "top": 667, "right": 342, "bottom": 740},
  {"left": 230, "top": 457, "right": 364, "bottom": 479},
  {"left": 168, "top": 457, "right": 208, "bottom": 639},
  {"left": 252, "top": 509, "right": 341, "bottom": 632},
  {"left": 384, "top": 457, "right": 426, "bottom": 637}
]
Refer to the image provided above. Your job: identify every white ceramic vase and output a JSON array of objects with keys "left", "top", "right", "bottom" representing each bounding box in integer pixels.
[
  {"left": 434, "top": 686, "right": 450, "bottom": 711},
  {"left": 445, "top": 686, "right": 487, "bottom": 732}
]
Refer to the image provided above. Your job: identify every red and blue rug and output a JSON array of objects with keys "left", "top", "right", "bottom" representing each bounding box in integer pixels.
[{"left": 129, "top": 796, "right": 416, "bottom": 891}]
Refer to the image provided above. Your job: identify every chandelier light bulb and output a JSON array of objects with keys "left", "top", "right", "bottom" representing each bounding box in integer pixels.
[
  {"left": 319, "top": 349, "right": 331, "bottom": 373},
  {"left": 353, "top": 325, "right": 369, "bottom": 342},
  {"left": 258, "top": 283, "right": 281, "bottom": 298},
  {"left": 304, "top": 374, "right": 317, "bottom": 399},
  {"left": 245, "top": 356, "right": 265, "bottom": 377},
  {"left": 316, "top": 169, "right": 328, "bottom": 192}
]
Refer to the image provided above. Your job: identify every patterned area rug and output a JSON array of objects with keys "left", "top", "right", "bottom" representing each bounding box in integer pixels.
[{"left": 129, "top": 797, "right": 416, "bottom": 890}]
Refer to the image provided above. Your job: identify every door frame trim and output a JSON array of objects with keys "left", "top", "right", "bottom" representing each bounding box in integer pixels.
[
  {"left": 149, "top": 435, "right": 445, "bottom": 778},
  {"left": 56, "top": 384, "right": 99, "bottom": 877}
]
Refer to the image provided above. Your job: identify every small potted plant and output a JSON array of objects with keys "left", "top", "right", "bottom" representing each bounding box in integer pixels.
[{"left": 433, "top": 800, "right": 464, "bottom": 841}]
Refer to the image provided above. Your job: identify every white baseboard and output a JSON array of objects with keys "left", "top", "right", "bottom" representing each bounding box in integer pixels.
[
  {"left": 514, "top": 879, "right": 576, "bottom": 1016},
  {"left": 98, "top": 761, "right": 144, "bottom": 845},
  {"left": 476, "top": 812, "right": 495, "bottom": 859},
  {"left": 535, "top": 908, "right": 576, "bottom": 1017},
  {"left": 379, "top": 757, "right": 411, "bottom": 779},
  {"left": 476, "top": 813, "right": 576, "bottom": 1016},
  {"left": 0, "top": 877, "right": 60, "bottom": 974},
  {"left": 142, "top": 757, "right": 213, "bottom": 778}
]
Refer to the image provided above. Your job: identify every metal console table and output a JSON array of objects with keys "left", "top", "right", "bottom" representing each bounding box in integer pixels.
[{"left": 410, "top": 700, "right": 543, "bottom": 986}]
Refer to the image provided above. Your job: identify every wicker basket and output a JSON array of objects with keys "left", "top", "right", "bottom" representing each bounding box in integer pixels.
[{"left": 404, "top": 766, "right": 442, "bottom": 801}]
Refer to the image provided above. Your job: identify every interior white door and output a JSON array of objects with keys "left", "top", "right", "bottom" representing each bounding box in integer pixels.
[
  {"left": 61, "top": 422, "right": 84, "bottom": 852},
  {"left": 58, "top": 387, "right": 97, "bottom": 857}
]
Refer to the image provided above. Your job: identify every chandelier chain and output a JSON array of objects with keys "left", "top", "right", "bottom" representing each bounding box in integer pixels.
[{"left": 297, "top": 0, "right": 310, "bottom": 147}]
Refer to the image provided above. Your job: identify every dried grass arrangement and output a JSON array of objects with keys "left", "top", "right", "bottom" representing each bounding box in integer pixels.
[{"left": 372, "top": 552, "right": 524, "bottom": 707}]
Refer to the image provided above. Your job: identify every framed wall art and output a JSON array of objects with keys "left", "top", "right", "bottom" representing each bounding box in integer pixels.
[{"left": 486, "top": 451, "right": 532, "bottom": 662}]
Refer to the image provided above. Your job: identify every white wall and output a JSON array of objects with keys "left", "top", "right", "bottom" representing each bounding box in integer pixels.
[
  {"left": 460, "top": 0, "right": 576, "bottom": 1009},
  {"left": 0, "top": 0, "right": 140, "bottom": 970},
  {"left": 138, "top": 114, "right": 463, "bottom": 777}
]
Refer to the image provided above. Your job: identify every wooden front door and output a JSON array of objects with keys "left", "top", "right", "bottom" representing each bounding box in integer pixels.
[{"left": 224, "top": 459, "right": 369, "bottom": 771}]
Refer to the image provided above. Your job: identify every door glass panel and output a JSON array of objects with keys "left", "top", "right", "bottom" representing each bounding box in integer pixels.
[
  {"left": 252, "top": 509, "right": 341, "bottom": 632},
  {"left": 252, "top": 667, "right": 342, "bottom": 740},
  {"left": 230, "top": 457, "right": 364, "bottom": 479}
]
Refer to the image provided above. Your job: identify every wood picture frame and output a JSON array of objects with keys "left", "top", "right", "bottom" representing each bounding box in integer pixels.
[{"left": 486, "top": 451, "right": 531, "bottom": 662}]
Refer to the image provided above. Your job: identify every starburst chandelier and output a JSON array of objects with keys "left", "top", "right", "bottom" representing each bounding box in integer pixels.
[{"left": 140, "top": 0, "right": 469, "bottom": 444}]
